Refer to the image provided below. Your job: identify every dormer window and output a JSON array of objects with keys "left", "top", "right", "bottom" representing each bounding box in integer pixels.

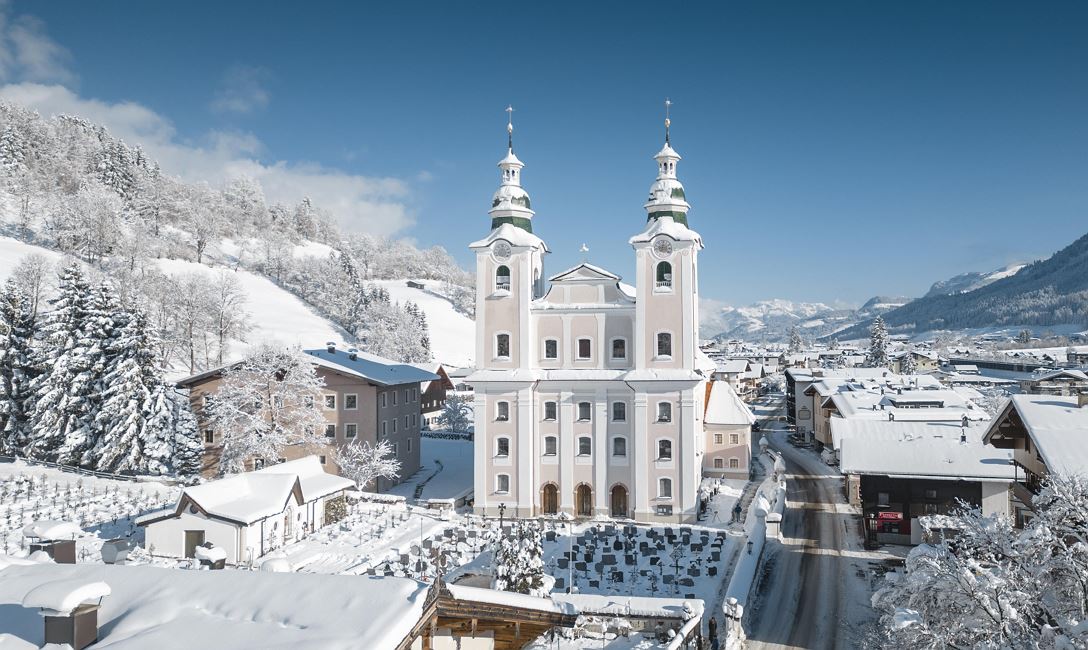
[{"left": 495, "top": 265, "right": 511, "bottom": 292}]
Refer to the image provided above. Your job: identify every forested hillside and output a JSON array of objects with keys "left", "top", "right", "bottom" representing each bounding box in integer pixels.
[
  {"left": 834, "top": 230, "right": 1088, "bottom": 339},
  {"left": 0, "top": 101, "right": 474, "bottom": 373}
]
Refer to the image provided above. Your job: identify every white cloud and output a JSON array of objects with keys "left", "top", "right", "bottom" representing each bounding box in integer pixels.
[
  {"left": 211, "top": 64, "right": 271, "bottom": 115},
  {"left": 0, "top": 2, "right": 75, "bottom": 85}
]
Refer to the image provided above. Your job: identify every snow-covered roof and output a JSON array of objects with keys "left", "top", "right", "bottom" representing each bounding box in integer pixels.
[
  {"left": 181, "top": 473, "right": 300, "bottom": 525},
  {"left": 305, "top": 347, "right": 439, "bottom": 387},
  {"left": 1032, "top": 369, "right": 1088, "bottom": 382},
  {"left": 705, "top": 382, "right": 755, "bottom": 426},
  {"left": 837, "top": 420, "right": 1015, "bottom": 480},
  {"left": 552, "top": 593, "right": 703, "bottom": 619},
  {"left": 21, "top": 578, "right": 110, "bottom": 616},
  {"left": 253, "top": 455, "right": 355, "bottom": 501},
  {"left": 0, "top": 562, "right": 428, "bottom": 649},
  {"left": 21, "top": 521, "right": 81, "bottom": 541},
  {"left": 715, "top": 359, "right": 750, "bottom": 374},
  {"left": 548, "top": 262, "right": 620, "bottom": 283},
  {"left": 469, "top": 223, "right": 548, "bottom": 251},
  {"left": 446, "top": 584, "right": 576, "bottom": 616},
  {"left": 984, "top": 394, "right": 1088, "bottom": 475},
  {"left": 628, "top": 215, "right": 702, "bottom": 246}
]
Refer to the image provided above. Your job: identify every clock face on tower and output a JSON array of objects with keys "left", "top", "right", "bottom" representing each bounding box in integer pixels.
[
  {"left": 652, "top": 237, "right": 674, "bottom": 258},
  {"left": 493, "top": 241, "right": 512, "bottom": 261}
]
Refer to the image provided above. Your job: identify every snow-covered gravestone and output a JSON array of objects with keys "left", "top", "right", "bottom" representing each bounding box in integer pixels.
[{"left": 22, "top": 579, "right": 110, "bottom": 650}]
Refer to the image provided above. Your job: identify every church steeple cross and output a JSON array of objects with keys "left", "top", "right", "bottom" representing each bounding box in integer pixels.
[{"left": 506, "top": 105, "right": 514, "bottom": 150}]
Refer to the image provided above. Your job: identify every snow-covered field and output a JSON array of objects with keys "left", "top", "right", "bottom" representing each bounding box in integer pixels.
[
  {"left": 0, "top": 460, "right": 178, "bottom": 561},
  {"left": 0, "top": 236, "right": 66, "bottom": 281}
]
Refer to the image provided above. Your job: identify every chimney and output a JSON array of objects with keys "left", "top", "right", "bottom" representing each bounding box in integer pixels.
[
  {"left": 326, "top": 341, "right": 336, "bottom": 354},
  {"left": 348, "top": 347, "right": 359, "bottom": 361},
  {"left": 29, "top": 581, "right": 110, "bottom": 650}
]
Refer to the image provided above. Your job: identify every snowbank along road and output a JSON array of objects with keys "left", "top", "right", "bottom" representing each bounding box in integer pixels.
[{"left": 744, "top": 422, "right": 880, "bottom": 649}]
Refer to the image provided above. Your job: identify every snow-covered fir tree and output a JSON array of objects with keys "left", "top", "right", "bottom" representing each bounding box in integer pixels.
[
  {"left": 900, "top": 351, "right": 917, "bottom": 374},
  {"left": 164, "top": 387, "right": 204, "bottom": 476},
  {"left": 871, "top": 474, "right": 1088, "bottom": 649},
  {"left": 788, "top": 326, "right": 804, "bottom": 354},
  {"left": 25, "top": 264, "right": 97, "bottom": 463},
  {"left": 207, "top": 343, "right": 327, "bottom": 475},
  {"left": 335, "top": 438, "right": 401, "bottom": 490},
  {"left": 491, "top": 520, "right": 549, "bottom": 598},
  {"left": 865, "top": 316, "right": 890, "bottom": 368},
  {"left": 0, "top": 279, "right": 36, "bottom": 453}
]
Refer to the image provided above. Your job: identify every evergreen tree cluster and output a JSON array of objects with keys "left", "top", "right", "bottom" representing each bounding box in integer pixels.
[
  {"left": 491, "top": 520, "right": 549, "bottom": 598},
  {"left": 0, "top": 264, "right": 201, "bottom": 475},
  {"left": 865, "top": 316, "right": 890, "bottom": 368}
]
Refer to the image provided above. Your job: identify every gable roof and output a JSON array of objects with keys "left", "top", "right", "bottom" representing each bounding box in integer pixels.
[
  {"left": 837, "top": 420, "right": 1014, "bottom": 480},
  {"left": 983, "top": 394, "right": 1088, "bottom": 475},
  {"left": 548, "top": 262, "right": 620, "bottom": 283},
  {"left": 704, "top": 381, "right": 755, "bottom": 426},
  {"left": 305, "top": 348, "right": 439, "bottom": 387}
]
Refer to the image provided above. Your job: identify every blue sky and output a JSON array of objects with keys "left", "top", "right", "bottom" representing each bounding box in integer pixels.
[{"left": 4, "top": 1, "right": 1087, "bottom": 306}]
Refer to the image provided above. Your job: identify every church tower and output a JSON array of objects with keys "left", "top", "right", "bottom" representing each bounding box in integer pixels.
[{"left": 630, "top": 102, "right": 703, "bottom": 372}]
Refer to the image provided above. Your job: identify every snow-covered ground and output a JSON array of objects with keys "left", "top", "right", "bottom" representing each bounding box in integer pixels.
[
  {"left": 0, "top": 460, "right": 178, "bottom": 561},
  {"left": 372, "top": 279, "right": 475, "bottom": 367},
  {"left": 0, "top": 236, "right": 66, "bottom": 281},
  {"left": 388, "top": 437, "right": 474, "bottom": 502}
]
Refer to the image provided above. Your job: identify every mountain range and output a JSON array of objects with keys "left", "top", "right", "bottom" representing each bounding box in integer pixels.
[{"left": 701, "top": 238, "right": 1087, "bottom": 343}]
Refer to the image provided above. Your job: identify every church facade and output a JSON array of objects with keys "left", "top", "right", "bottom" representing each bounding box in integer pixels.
[{"left": 468, "top": 114, "right": 721, "bottom": 524}]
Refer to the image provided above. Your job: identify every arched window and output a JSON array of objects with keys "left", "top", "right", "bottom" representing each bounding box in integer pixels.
[
  {"left": 543, "top": 401, "right": 557, "bottom": 421},
  {"left": 656, "top": 332, "right": 672, "bottom": 358},
  {"left": 495, "top": 333, "right": 510, "bottom": 359},
  {"left": 656, "top": 262, "right": 672, "bottom": 289},
  {"left": 578, "top": 436, "right": 592, "bottom": 456},
  {"left": 495, "top": 436, "right": 510, "bottom": 457},
  {"left": 496, "top": 401, "right": 509, "bottom": 421},
  {"left": 612, "top": 437, "right": 627, "bottom": 457},
  {"left": 658, "top": 439, "right": 673, "bottom": 460},
  {"left": 659, "top": 477, "right": 673, "bottom": 499},
  {"left": 495, "top": 265, "right": 511, "bottom": 291},
  {"left": 657, "top": 402, "right": 672, "bottom": 422},
  {"left": 577, "top": 402, "right": 592, "bottom": 421},
  {"left": 496, "top": 474, "right": 510, "bottom": 493},
  {"left": 544, "top": 436, "right": 557, "bottom": 456},
  {"left": 612, "top": 401, "right": 626, "bottom": 422}
]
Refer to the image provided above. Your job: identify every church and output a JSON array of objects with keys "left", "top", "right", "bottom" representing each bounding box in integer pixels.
[{"left": 468, "top": 109, "right": 748, "bottom": 524}]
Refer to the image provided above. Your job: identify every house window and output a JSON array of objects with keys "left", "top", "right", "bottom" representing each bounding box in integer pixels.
[
  {"left": 656, "top": 262, "right": 672, "bottom": 289},
  {"left": 877, "top": 492, "right": 890, "bottom": 507},
  {"left": 203, "top": 429, "right": 214, "bottom": 444},
  {"left": 496, "top": 474, "right": 510, "bottom": 493},
  {"left": 345, "top": 394, "right": 358, "bottom": 410},
  {"left": 407, "top": 439, "right": 412, "bottom": 453},
  {"left": 714, "top": 457, "right": 724, "bottom": 469},
  {"left": 544, "top": 436, "right": 557, "bottom": 456},
  {"left": 393, "top": 442, "right": 399, "bottom": 456},
  {"left": 495, "top": 265, "right": 511, "bottom": 291},
  {"left": 496, "top": 333, "right": 511, "bottom": 359},
  {"left": 346, "top": 424, "right": 357, "bottom": 439},
  {"left": 404, "top": 415, "right": 409, "bottom": 429},
  {"left": 544, "top": 339, "right": 558, "bottom": 360},
  {"left": 612, "top": 401, "right": 626, "bottom": 422},
  {"left": 659, "top": 477, "right": 673, "bottom": 499},
  {"left": 497, "top": 401, "right": 510, "bottom": 421},
  {"left": 392, "top": 418, "right": 397, "bottom": 433},
  {"left": 657, "top": 402, "right": 672, "bottom": 422},
  {"left": 324, "top": 394, "right": 336, "bottom": 410},
  {"left": 411, "top": 414, "right": 417, "bottom": 427},
  {"left": 577, "top": 338, "right": 592, "bottom": 360},
  {"left": 392, "top": 391, "right": 397, "bottom": 406},
  {"left": 730, "top": 433, "right": 739, "bottom": 444},
  {"left": 658, "top": 439, "right": 673, "bottom": 460},
  {"left": 611, "top": 338, "right": 627, "bottom": 360},
  {"left": 613, "top": 436, "right": 627, "bottom": 457},
  {"left": 656, "top": 332, "right": 672, "bottom": 358},
  {"left": 319, "top": 455, "right": 327, "bottom": 465},
  {"left": 577, "top": 402, "right": 592, "bottom": 421},
  {"left": 544, "top": 401, "right": 557, "bottom": 421},
  {"left": 380, "top": 393, "right": 387, "bottom": 408},
  {"left": 714, "top": 433, "right": 723, "bottom": 445},
  {"left": 404, "top": 389, "right": 411, "bottom": 403},
  {"left": 496, "top": 437, "right": 510, "bottom": 457},
  {"left": 325, "top": 424, "right": 336, "bottom": 438},
  {"left": 578, "top": 436, "right": 592, "bottom": 456},
  {"left": 729, "top": 457, "right": 740, "bottom": 469},
  {"left": 380, "top": 421, "right": 387, "bottom": 437}
]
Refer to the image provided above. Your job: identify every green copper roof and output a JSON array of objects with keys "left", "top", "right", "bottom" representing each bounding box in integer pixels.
[
  {"left": 670, "top": 187, "right": 686, "bottom": 199},
  {"left": 647, "top": 210, "right": 688, "bottom": 226},
  {"left": 491, "top": 216, "right": 534, "bottom": 233}
]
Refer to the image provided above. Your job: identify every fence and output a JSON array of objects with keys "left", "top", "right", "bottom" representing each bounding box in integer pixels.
[{"left": 0, "top": 454, "right": 179, "bottom": 485}]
